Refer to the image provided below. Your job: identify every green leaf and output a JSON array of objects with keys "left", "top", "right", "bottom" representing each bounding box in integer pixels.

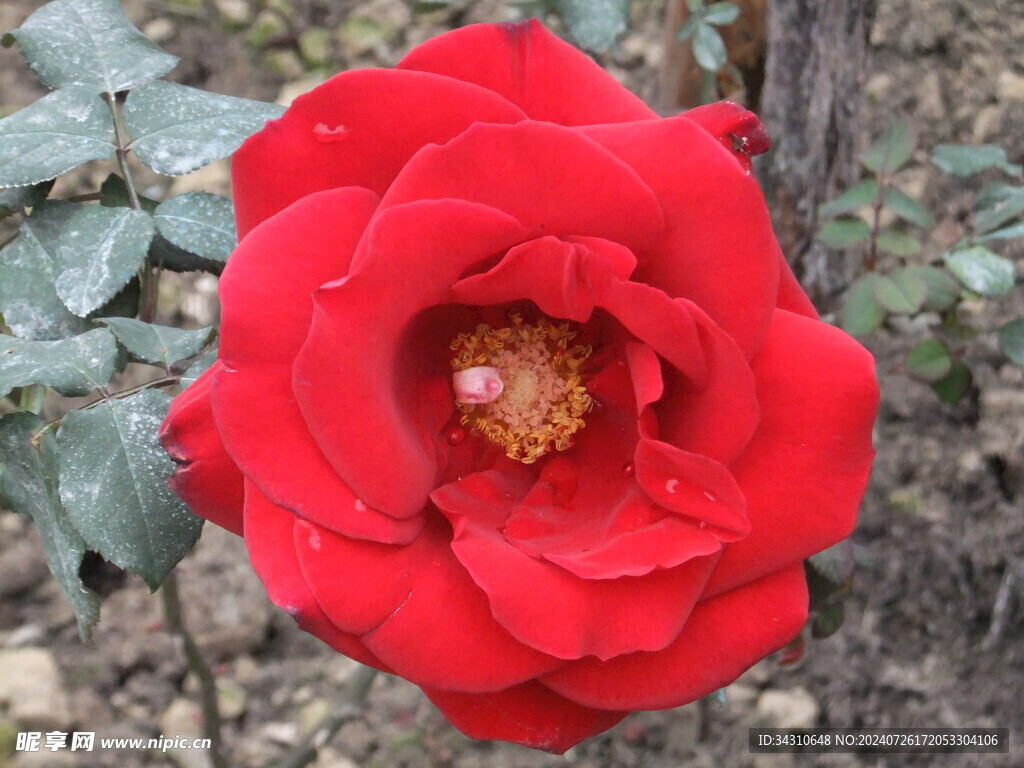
[
  {"left": 98, "top": 172, "right": 158, "bottom": 214},
  {"left": 862, "top": 119, "right": 917, "bottom": 175},
  {"left": 819, "top": 217, "right": 871, "bottom": 249},
  {"left": 692, "top": 21, "right": 728, "bottom": 71},
  {"left": 931, "top": 144, "right": 1022, "bottom": 177},
  {"left": 840, "top": 274, "right": 886, "bottom": 337},
  {"left": 906, "top": 338, "right": 952, "bottom": 382},
  {"left": 56, "top": 389, "right": 202, "bottom": 590},
  {"left": 972, "top": 186, "right": 1024, "bottom": 234},
  {"left": 812, "top": 602, "right": 845, "bottom": 639},
  {"left": 0, "top": 87, "right": 115, "bottom": 187},
  {"left": 7, "top": 0, "right": 178, "bottom": 94},
  {"left": 54, "top": 205, "right": 155, "bottom": 317},
  {"left": 180, "top": 346, "right": 218, "bottom": 388},
  {"left": 0, "top": 412, "right": 100, "bottom": 641},
  {"left": 148, "top": 235, "right": 226, "bottom": 275},
  {"left": 125, "top": 81, "right": 285, "bottom": 176},
  {"left": 155, "top": 193, "right": 236, "bottom": 263},
  {"left": 677, "top": 14, "right": 701, "bottom": 41},
  {"left": 976, "top": 221, "right": 1024, "bottom": 243},
  {"left": 882, "top": 187, "right": 935, "bottom": 229},
  {"left": 998, "top": 318, "right": 1024, "bottom": 366},
  {"left": 99, "top": 318, "right": 213, "bottom": 368},
  {"left": 875, "top": 227, "right": 921, "bottom": 256},
  {"left": 817, "top": 179, "right": 879, "bottom": 220},
  {"left": 685, "top": 0, "right": 702, "bottom": 12},
  {"left": 0, "top": 180, "right": 53, "bottom": 218},
  {"left": 808, "top": 540, "right": 856, "bottom": 585},
  {"left": 703, "top": 2, "right": 741, "bottom": 25},
  {"left": 550, "top": 0, "right": 629, "bottom": 52},
  {"left": 931, "top": 360, "right": 972, "bottom": 404},
  {"left": 944, "top": 246, "right": 1016, "bottom": 295},
  {"left": 0, "top": 203, "right": 91, "bottom": 340},
  {"left": 0, "top": 327, "right": 117, "bottom": 399},
  {"left": 903, "top": 265, "right": 960, "bottom": 312},
  {"left": 873, "top": 270, "right": 926, "bottom": 314}
]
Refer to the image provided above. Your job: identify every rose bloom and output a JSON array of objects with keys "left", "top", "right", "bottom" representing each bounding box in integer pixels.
[{"left": 161, "top": 20, "right": 878, "bottom": 752}]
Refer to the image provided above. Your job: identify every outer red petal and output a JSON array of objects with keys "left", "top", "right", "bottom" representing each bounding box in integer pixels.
[
  {"left": 423, "top": 681, "right": 628, "bottom": 754},
  {"left": 541, "top": 564, "right": 809, "bottom": 710},
  {"left": 377, "top": 121, "right": 665, "bottom": 257},
  {"left": 242, "top": 482, "right": 389, "bottom": 670},
  {"left": 397, "top": 19, "right": 656, "bottom": 126},
  {"left": 682, "top": 101, "right": 771, "bottom": 172},
  {"left": 211, "top": 187, "right": 420, "bottom": 544},
  {"left": 293, "top": 512, "right": 559, "bottom": 693},
  {"left": 294, "top": 200, "right": 530, "bottom": 519},
  {"left": 160, "top": 363, "right": 244, "bottom": 536},
  {"left": 775, "top": 245, "right": 819, "bottom": 318},
  {"left": 703, "top": 310, "right": 879, "bottom": 597},
  {"left": 231, "top": 69, "right": 526, "bottom": 237},
  {"left": 580, "top": 116, "right": 779, "bottom": 359}
]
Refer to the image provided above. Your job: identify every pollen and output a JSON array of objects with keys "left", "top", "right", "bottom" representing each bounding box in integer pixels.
[{"left": 450, "top": 312, "right": 592, "bottom": 464}]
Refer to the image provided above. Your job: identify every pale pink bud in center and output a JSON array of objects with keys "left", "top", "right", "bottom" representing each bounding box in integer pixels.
[{"left": 453, "top": 366, "right": 504, "bottom": 405}]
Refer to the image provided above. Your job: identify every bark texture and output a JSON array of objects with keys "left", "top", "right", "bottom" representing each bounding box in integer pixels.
[{"left": 757, "top": 0, "right": 877, "bottom": 307}]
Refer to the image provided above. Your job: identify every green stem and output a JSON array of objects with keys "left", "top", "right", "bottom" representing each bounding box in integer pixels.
[
  {"left": 160, "top": 570, "right": 228, "bottom": 768},
  {"left": 277, "top": 665, "right": 379, "bottom": 768},
  {"left": 865, "top": 172, "right": 888, "bottom": 272},
  {"left": 102, "top": 92, "right": 160, "bottom": 321}
]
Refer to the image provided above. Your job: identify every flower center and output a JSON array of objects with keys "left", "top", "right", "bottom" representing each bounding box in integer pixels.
[{"left": 450, "top": 312, "right": 592, "bottom": 464}]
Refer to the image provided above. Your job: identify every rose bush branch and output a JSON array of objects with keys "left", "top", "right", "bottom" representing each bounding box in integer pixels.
[
  {"left": 277, "top": 665, "right": 380, "bottom": 768},
  {"left": 160, "top": 570, "right": 228, "bottom": 768}
]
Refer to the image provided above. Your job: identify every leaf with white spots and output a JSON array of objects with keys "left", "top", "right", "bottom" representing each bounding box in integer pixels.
[
  {"left": 0, "top": 327, "right": 117, "bottom": 399},
  {"left": 155, "top": 193, "right": 236, "bottom": 263},
  {"left": 99, "top": 317, "right": 214, "bottom": 368},
  {"left": 0, "top": 180, "right": 53, "bottom": 218},
  {"left": 54, "top": 205, "right": 154, "bottom": 317},
  {"left": 0, "top": 412, "right": 100, "bottom": 641},
  {"left": 179, "top": 346, "right": 218, "bottom": 388},
  {"left": 0, "top": 202, "right": 91, "bottom": 339},
  {"left": 0, "top": 87, "right": 115, "bottom": 187},
  {"left": 56, "top": 389, "right": 202, "bottom": 590},
  {"left": 125, "top": 81, "right": 284, "bottom": 176},
  {"left": 4, "top": 0, "right": 178, "bottom": 94}
]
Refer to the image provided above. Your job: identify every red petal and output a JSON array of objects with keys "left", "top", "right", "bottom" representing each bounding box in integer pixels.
[
  {"left": 398, "top": 19, "right": 655, "bottom": 126},
  {"left": 293, "top": 509, "right": 558, "bottom": 692},
  {"left": 541, "top": 564, "right": 808, "bottom": 710},
  {"left": 683, "top": 101, "right": 771, "bottom": 172},
  {"left": 160, "top": 363, "right": 244, "bottom": 536},
  {"left": 433, "top": 471, "right": 720, "bottom": 661},
  {"left": 703, "top": 310, "right": 878, "bottom": 597},
  {"left": 378, "top": 120, "right": 665, "bottom": 256},
  {"left": 242, "top": 482, "right": 388, "bottom": 669},
  {"left": 212, "top": 187, "right": 419, "bottom": 544},
  {"left": 293, "top": 200, "right": 530, "bottom": 519},
  {"left": 231, "top": 69, "right": 525, "bottom": 237},
  {"left": 423, "top": 681, "right": 628, "bottom": 754},
  {"left": 581, "top": 116, "right": 779, "bottom": 359},
  {"left": 633, "top": 438, "right": 749, "bottom": 540},
  {"left": 775, "top": 245, "right": 819, "bottom": 318}
]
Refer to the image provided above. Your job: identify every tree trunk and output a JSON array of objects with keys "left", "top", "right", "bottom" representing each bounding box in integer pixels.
[{"left": 757, "top": 0, "right": 877, "bottom": 307}]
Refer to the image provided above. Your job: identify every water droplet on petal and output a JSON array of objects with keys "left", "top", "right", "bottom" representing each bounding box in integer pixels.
[
  {"left": 665, "top": 478, "right": 679, "bottom": 494},
  {"left": 354, "top": 498, "right": 367, "bottom": 512},
  {"left": 443, "top": 423, "right": 467, "bottom": 446},
  {"left": 312, "top": 122, "right": 349, "bottom": 142},
  {"left": 307, "top": 528, "right": 321, "bottom": 551},
  {"left": 622, "top": 463, "right": 635, "bottom": 478},
  {"left": 703, "top": 491, "right": 717, "bottom": 502}
]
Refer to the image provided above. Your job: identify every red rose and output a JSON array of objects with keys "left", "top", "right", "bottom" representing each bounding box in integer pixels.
[{"left": 160, "top": 20, "right": 878, "bottom": 752}]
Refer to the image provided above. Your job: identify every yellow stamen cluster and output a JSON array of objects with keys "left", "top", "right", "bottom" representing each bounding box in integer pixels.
[{"left": 450, "top": 312, "right": 592, "bottom": 463}]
